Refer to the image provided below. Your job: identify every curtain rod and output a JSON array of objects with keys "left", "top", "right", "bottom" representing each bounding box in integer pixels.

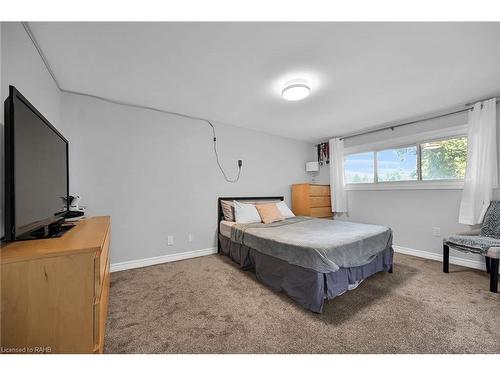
[
  {"left": 339, "top": 107, "right": 471, "bottom": 141},
  {"left": 321, "top": 97, "right": 499, "bottom": 143}
]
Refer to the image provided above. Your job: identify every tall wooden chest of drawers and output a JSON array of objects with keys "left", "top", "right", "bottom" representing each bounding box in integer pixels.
[
  {"left": 1, "top": 216, "right": 111, "bottom": 354},
  {"left": 291, "top": 184, "right": 333, "bottom": 218}
]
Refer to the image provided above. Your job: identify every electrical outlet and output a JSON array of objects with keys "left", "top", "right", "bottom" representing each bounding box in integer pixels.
[
  {"left": 167, "top": 235, "right": 174, "bottom": 246},
  {"left": 188, "top": 233, "right": 193, "bottom": 243},
  {"left": 432, "top": 227, "right": 441, "bottom": 237}
]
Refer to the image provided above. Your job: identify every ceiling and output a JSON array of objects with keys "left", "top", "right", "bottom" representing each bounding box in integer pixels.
[{"left": 30, "top": 22, "right": 500, "bottom": 142}]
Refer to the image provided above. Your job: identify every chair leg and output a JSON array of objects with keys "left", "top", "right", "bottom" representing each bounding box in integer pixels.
[
  {"left": 490, "top": 259, "right": 498, "bottom": 293},
  {"left": 443, "top": 244, "right": 449, "bottom": 273},
  {"left": 388, "top": 265, "right": 393, "bottom": 273},
  {"left": 485, "top": 256, "right": 491, "bottom": 274}
]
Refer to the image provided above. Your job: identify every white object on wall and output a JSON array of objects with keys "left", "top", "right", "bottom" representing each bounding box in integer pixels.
[
  {"left": 305, "top": 161, "right": 319, "bottom": 183},
  {"left": 459, "top": 98, "right": 498, "bottom": 225},
  {"left": 329, "top": 138, "right": 347, "bottom": 213},
  {"left": 305, "top": 161, "right": 319, "bottom": 172}
]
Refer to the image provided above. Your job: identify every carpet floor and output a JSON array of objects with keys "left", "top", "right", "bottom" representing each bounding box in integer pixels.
[{"left": 104, "top": 253, "right": 499, "bottom": 354}]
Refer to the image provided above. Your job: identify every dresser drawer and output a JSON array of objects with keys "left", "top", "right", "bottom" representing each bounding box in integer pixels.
[
  {"left": 309, "top": 196, "right": 330, "bottom": 208},
  {"left": 94, "top": 228, "right": 110, "bottom": 298},
  {"left": 309, "top": 185, "right": 330, "bottom": 196},
  {"left": 93, "top": 260, "right": 110, "bottom": 353},
  {"left": 310, "top": 207, "right": 332, "bottom": 218}
]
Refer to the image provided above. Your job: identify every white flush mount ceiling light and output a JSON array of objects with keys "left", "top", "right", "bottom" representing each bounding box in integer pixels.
[{"left": 281, "top": 79, "right": 311, "bottom": 101}]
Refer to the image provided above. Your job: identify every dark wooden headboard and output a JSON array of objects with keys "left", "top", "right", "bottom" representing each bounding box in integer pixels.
[{"left": 217, "top": 196, "right": 284, "bottom": 252}]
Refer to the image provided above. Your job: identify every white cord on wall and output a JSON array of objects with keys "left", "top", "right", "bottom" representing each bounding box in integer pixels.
[{"left": 62, "top": 89, "right": 243, "bottom": 183}]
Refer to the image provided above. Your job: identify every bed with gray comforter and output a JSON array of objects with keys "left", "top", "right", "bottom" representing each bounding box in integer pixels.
[{"left": 219, "top": 215, "right": 393, "bottom": 313}]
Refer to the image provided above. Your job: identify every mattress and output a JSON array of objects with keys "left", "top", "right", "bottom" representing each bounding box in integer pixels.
[{"left": 219, "top": 220, "right": 237, "bottom": 238}]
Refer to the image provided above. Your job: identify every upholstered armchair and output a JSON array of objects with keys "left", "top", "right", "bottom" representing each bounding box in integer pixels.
[{"left": 443, "top": 201, "right": 500, "bottom": 293}]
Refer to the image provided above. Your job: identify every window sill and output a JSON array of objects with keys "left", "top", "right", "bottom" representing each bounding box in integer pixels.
[{"left": 345, "top": 180, "right": 464, "bottom": 191}]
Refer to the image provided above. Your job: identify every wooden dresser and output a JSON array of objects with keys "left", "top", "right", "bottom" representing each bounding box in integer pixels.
[
  {"left": 1, "top": 216, "right": 111, "bottom": 354},
  {"left": 291, "top": 184, "right": 332, "bottom": 218}
]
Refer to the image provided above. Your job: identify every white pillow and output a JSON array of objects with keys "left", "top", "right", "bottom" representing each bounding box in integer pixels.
[
  {"left": 234, "top": 201, "right": 262, "bottom": 224},
  {"left": 276, "top": 201, "right": 295, "bottom": 218}
]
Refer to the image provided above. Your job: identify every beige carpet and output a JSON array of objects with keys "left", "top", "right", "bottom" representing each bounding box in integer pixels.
[{"left": 104, "top": 253, "right": 499, "bottom": 354}]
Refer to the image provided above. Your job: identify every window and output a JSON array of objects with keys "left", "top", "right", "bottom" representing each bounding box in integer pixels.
[
  {"left": 421, "top": 137, "right": 467, "bottom": 180},
  {"left": 345, "top": 152, "right": 374, "bottom": 183},
  {"left": 344, "top": 135, "right": 467, "bottom": 187},
  {"left": 377, "top": 146, "right": 417, "bottom": 182}
]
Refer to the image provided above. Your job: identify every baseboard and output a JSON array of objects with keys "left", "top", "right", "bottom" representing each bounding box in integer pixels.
[
  {"left": 393, "top": 245, "right": 485, "bottom": 271},
  {"left": 111, "top": 245, "right": 486, "bottom": 273},
  {"left": 110, "top": 247, "right": 217, "bottom": 272}
]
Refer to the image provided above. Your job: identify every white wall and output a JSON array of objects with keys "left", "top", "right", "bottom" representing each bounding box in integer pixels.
[
  {"left": 61, "top": 92, "right": 312, "bottom": 264},
  {"left": 1, "top": 22, "right": 62, "bottom": 238},
  {"left": 320, "top": 108, "right": 500, "bottom": 265}
]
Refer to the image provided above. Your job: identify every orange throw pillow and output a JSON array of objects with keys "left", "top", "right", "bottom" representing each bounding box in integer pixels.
[{"left": 256, "top": 203, "right": 284, "bottom": 224}]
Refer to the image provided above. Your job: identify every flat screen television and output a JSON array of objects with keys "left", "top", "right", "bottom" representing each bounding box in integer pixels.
[{"left": 4, "top": 85, "right": 69, "bottom": 241}]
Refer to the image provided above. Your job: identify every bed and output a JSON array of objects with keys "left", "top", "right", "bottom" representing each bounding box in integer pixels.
[{"left": 217, "top": 196, "right": 394, "bottom": 313}]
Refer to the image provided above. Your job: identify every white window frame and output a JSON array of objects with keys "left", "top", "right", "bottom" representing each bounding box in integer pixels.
[{"left": 344, "top": 125, "right": 468, "bottom": 191}]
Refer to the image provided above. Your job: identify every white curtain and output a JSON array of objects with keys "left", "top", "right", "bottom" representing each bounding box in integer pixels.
[
  {"left": 459, "top": 98, "right": 498, "bottom": 225},
  {"left": 329, "top": 138, "right": 347, "bottom": 213}
]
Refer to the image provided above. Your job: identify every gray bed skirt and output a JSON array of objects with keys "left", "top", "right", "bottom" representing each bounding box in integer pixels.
[{"left": 218, "top": 234, "right": 394, "bottom": 313}]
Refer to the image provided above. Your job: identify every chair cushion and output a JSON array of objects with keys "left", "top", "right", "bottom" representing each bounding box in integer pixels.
[
  {"left": 481, "top": 200, "right": 500, "bottom": 239},
  {"left": 446, "top": 234, "right": 500, "bottom": 253}
]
